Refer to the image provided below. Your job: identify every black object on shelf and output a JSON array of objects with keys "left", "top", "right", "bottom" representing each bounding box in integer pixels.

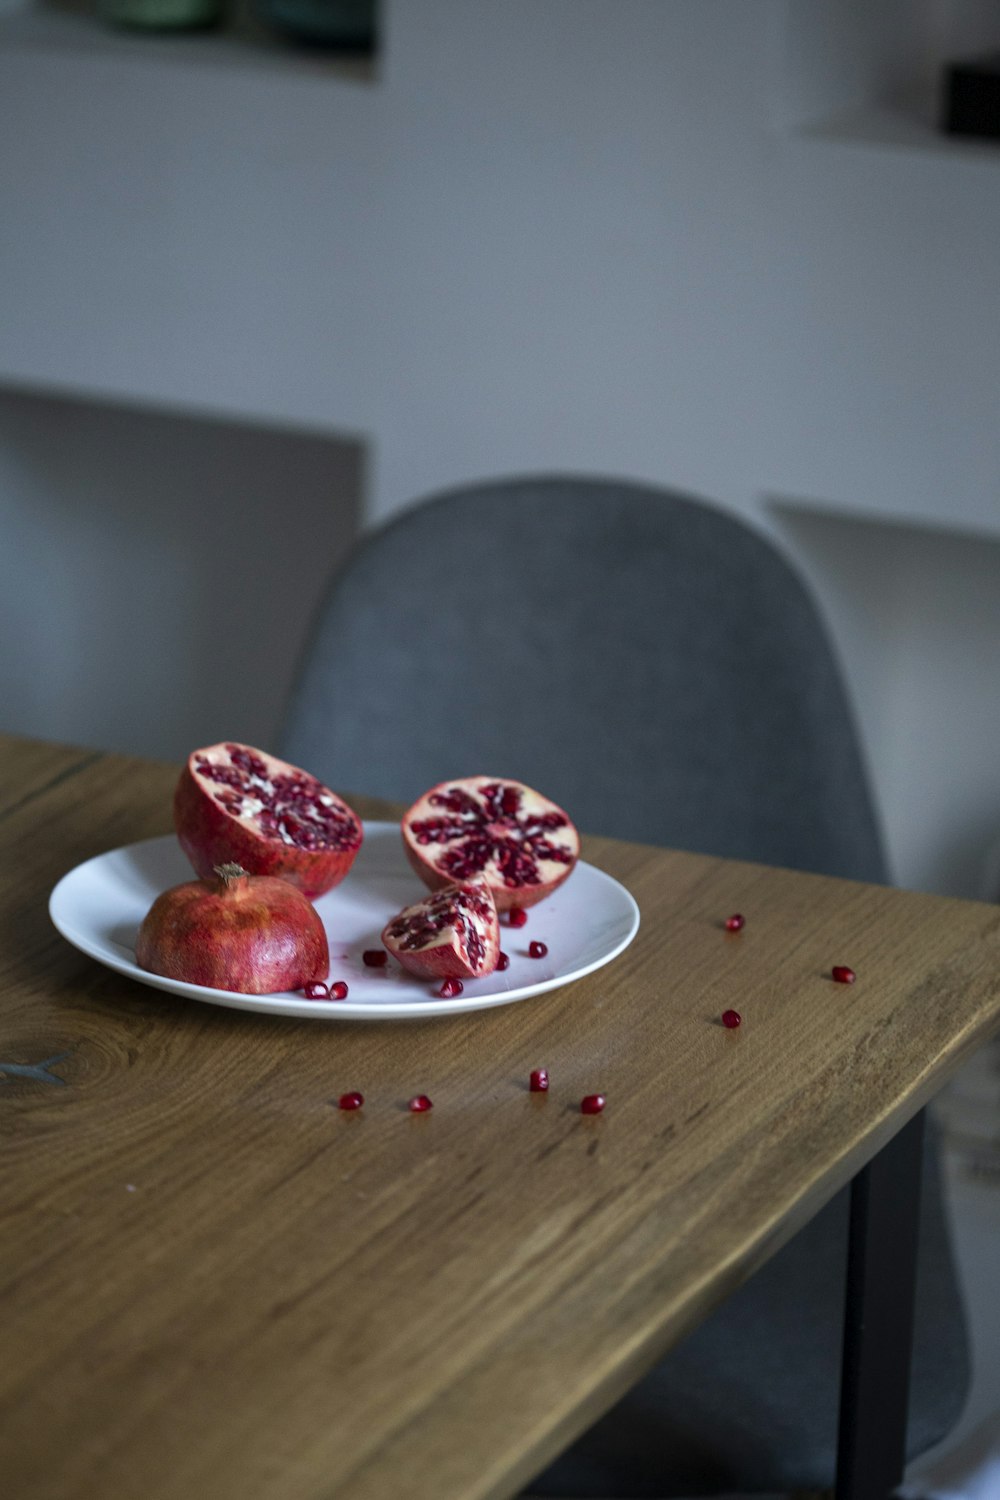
[
  {"left": 254, "top": 0, "right": 376, "bottom": 50},
  {"left": 943, "top": 53, "right": 1000, "bottom": 141}
]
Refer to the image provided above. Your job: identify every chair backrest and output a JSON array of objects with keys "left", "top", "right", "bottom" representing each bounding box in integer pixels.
[{"left": 281, "top": 476, "right": 886, "bottom": 883}]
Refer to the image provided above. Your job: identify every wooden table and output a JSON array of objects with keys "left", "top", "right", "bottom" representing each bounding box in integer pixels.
[{"left": 2, "top": 733, "right": 999, "bottom": 1500}]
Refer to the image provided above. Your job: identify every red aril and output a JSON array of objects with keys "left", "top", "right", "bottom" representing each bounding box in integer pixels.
[
  {"left": 136, "top": 863, "right": 329, "bottom": 995},
  {"left": 174, "top": 742, "right": 363, "bottom": 900},
  {"left": 401, "top": 777, "right": 579, "bottom": 911},
  {"left": 381, "top": 879, "right": 500, "bottom": 981}
]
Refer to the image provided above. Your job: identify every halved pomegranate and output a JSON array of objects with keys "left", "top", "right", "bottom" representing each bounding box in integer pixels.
[
  {"left": 401, "top": 777, "right": 579, "bottom": 911},
  {"left": 381, "top": 880, "right": 501, "bottom": 981},
  {"left": 174, "top": 742, "right": 363, "bottom": 900},
  {"left": 136, "top": 863, "right": 329, "bottom": 995}
]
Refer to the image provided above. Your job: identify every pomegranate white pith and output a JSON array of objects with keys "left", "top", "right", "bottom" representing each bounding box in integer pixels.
[
  {"left": 400, "top": 777, "right": 579, "bottom": 911},
  {"left": 381, "top": 880, "right": 501, "bottom": 981},
  {"left": 174, "top": 741, "right": 363, "bottom": 900}
]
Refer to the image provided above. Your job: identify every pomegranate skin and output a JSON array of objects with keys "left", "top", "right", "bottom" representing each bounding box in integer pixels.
[
  {"left": 401, "top": 777, "right": 579, "bottom": 911},
  {"left": 174, "top": 742, "right": 363, "bottom": 900},
  {"left": 136, "top": 865, "right": 329, "bottom": 995},
  {"left": 381, "top": 880, "right": 500, "bottom": 981}
]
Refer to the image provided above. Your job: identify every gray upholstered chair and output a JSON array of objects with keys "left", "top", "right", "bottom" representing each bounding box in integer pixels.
[{"left": 280, "top": 476, "right": 968, "bottom": 1497}]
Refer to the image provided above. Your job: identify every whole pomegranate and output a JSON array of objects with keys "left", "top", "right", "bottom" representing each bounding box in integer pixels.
[
  {"left": 400, "top": 777, "right": 579, "bottom": 911},
  {"left": 174, "top": 742, "right": 363, "bottom": 900},
  {"left": 136, "top": 863, "right": 329, "bottom": 994},
  {"left": 381, "top": 879, "right": 500, "bottom": 981}
]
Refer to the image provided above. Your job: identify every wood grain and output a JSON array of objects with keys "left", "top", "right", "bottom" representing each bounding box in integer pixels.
[
  {"left": 1, "top": 734, "right": 999, "bottom": 1500},
  {"left": 0, "top": 734, "right": 102, "bottom": 821}
]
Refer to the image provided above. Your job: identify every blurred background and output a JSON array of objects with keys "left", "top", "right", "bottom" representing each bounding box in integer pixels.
[
  {"left": 1, "top": 4, "right": 999, "bottom": 1487},
  {"left": 2, "top": 0, "right": 1000, "bottom": 906}
]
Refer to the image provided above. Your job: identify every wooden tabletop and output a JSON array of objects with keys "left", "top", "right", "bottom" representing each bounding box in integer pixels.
[{"left": 2, "top": 733, "right": 1000, "bottom": 1500}]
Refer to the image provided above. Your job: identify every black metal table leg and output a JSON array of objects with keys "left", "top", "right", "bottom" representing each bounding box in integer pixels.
[{"left": 836, "top": 1107, "right": 926, "bottom": 1500}]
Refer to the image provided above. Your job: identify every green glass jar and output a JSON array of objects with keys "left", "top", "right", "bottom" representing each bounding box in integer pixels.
[{"left": 100, "top": 0, "right": 225, "bottom": 31}]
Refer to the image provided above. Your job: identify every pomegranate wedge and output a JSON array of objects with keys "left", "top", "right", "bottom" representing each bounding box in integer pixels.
[
  {"left": 174, "top": 741, "right": 363, "bottom": 899},
  {"left": 381, "top": 880, "right": 500, "bottom": 981},
  {"left": 401, "top": 777, "right": 579, "bottom": 911}
]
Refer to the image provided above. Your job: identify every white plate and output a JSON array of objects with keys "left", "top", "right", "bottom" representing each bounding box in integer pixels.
[{"left": 49, "top": 825, "right": 640, "bottom": 1021}]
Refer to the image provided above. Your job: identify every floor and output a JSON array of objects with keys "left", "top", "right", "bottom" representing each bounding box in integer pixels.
[{"left": 901, "top": 1036, "right": 1000, "bottom": 1500}]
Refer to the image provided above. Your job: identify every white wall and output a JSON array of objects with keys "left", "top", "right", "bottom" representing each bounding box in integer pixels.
[{"left": 1, "top": 0, "right": 999, "bottom": 895}]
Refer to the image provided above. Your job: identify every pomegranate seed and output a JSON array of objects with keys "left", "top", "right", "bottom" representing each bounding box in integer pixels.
[
  {"left": 725, "top": 913, "right": 745, "bottom": 932},
  {"left": 496, "top": 950, "right": 510, "bottom": 971},
  {"left": 832, "top": 965, "right": 856, "bottom": 984},
  {"left": 508, "top": 907, "right": 529, "bottom": 928},
  {"left": 438, "top": 977, "right": 464, "bottom": 998},
  {"left": 330, "top": 981, "right": 349, "bottom": 1000},
  {"left": 721, "top": 1009, "right": 742, "bottom": 1029},
  {"left": 338, "top": 1091, "right": 364, "bottom": 1110},
  {"left": 408, "top": 1094, "right": 433, "bottom": 1112},
  {"left": 529, "top": 1068, "right": 549, "bottom": 1092},
  {"left": 580, "top": 1093, "right": 606, "bottom": 1114},
  {"left": 528, "top": 940, "right": 548, "bottom": 959},
  {"left": 363, "top": 949, "right": 388, "bottom": 967},
  {"left": 303, "top": 981, "right": 329, "bottom": 999}
]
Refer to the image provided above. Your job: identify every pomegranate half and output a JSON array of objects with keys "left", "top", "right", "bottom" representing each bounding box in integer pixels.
[
  {"left": 381, "top": 879, "right": 500, "bottom": 981},
  {"left": 400, "top": 777, "right": 579, "bottom": 911},
  {"left": 135, "top": 863, "right": 329, "bottom": 995},
  {"left": 174, "top": 741, "right": 363, "bottom": 900}
]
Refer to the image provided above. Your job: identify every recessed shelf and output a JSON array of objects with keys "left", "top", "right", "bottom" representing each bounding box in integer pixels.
[
  {"left": 778, "top": 0, "right": 1000, "bottom": 163},
  {"left": 0, "top": 385, "right": 366, "bottom": 762},
  {"left": 769, "top": 496, "right": 1000, "bottom": 900},
  {"left": 768, "top": 495, "right": 1000, "bottom": 547},
  {"left": 0, "top": 0, "right": 378, "bottom": 80},
  {"left": 797, "top": 95, "right": 1000, "bottom": 164}
]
